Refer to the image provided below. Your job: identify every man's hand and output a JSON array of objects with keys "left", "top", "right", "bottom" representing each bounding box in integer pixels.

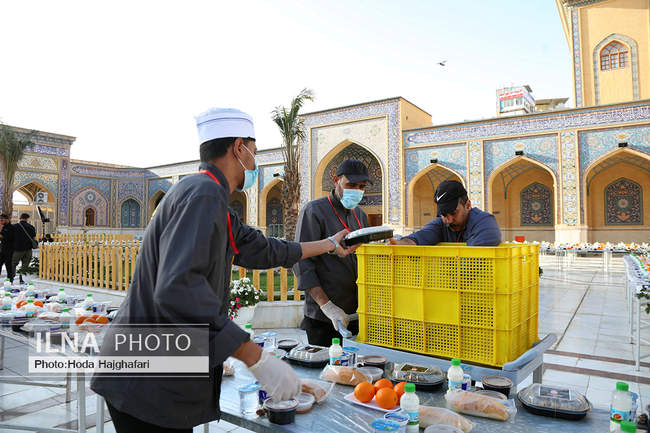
[
  {"left": 320, "top": 300, "right": 349, "bottom": 331},
  {"left": 330, "top": 229, "right": 360, "bottom": 257},
  {"left": 249, "top": 350, "right": 302, "bottom": 401},
  {"left": 389, "top": 237, "right": 416, "bottom": 246}
]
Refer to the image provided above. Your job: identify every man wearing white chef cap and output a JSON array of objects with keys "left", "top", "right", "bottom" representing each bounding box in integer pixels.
[{"left": 92, "top": 108, "right": 357, "bottom": 432}]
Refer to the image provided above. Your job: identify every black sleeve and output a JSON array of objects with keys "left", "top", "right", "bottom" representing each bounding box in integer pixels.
[{"left": 293, "top": 203, "right": 323, "bottom": 291}]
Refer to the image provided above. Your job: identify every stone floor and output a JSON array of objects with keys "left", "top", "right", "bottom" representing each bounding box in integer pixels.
[{"left": 0, "top": 255, "right": 649, "bottom": 432}]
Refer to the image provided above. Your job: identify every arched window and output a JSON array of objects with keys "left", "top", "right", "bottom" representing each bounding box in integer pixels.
[
  {"left": 85, "top": 208, "right": 95, "bottom": 226},
  {"left": 600, "top": 41, "right": 628, "bottom": 71},
  {"left": 520, "top": 183, "right": 553, "bottom": 226},
  {"left": 121, "top": 199, "right": 141, "bottom": 227}
]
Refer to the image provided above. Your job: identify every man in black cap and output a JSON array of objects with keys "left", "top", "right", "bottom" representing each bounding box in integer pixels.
[
  {"left": 294, "top": 159, "right": 370, "bottom": 345},
  {"left": 391, "top": 180, "right": 501, "bottom": 246}
]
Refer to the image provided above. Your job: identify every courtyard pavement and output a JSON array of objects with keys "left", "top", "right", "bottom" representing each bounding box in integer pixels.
[{"left": 0, "top": 254, "right": 648, "bottom": 432}]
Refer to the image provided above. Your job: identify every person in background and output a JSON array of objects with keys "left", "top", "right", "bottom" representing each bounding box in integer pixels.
[
  {"left": 0, "top": 214, "right": 14, "bottom": 282},
  {"left": 12, "top": 213, "right": 36, "bottom": 283},
  {"left": 390, "top": 180, "right": 501, "bottom": 246},
  {"left": 294, "top": 159, "right": 370, "bottom": 346}
]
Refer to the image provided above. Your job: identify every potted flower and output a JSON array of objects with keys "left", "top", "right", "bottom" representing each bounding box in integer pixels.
[{"left": 228, "top": 277, "right": 261, "bottom": 325}]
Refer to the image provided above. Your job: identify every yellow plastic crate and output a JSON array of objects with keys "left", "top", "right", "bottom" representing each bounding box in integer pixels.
[{"left": 356, "top": 243, "right": 539, "bottom": 366}]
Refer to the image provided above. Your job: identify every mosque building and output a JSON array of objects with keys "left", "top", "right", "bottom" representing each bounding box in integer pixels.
[{"left": 3, "top": 0, "right": 650, "bottom": 243}]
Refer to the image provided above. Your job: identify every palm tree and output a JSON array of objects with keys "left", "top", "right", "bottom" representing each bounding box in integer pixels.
[
  {"left": 0, "top": 124, "right": 35, "bottom": 217},
  {"left": 271, "top": 88, "right": 314, "bottom": 241}
]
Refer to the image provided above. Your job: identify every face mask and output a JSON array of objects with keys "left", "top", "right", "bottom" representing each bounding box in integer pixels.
[
  {"left": 236, "top": 144, "right": 258, "bottom": 191},
  {"left": 340, "top": 188, "right": 364, "bottom": 209}
]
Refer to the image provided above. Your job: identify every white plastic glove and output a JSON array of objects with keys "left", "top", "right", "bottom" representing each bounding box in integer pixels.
[
  {"left": 248, "top": 350, "right": 301, "bottom": 401},
  {"left": 320, "top": 300, "right": 349, "bottom": 332}
]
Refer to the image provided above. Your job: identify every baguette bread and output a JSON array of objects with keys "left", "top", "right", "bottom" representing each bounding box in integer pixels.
[
  {"left": 418, "top": 405, "right": 474, "bottom": 432},
  {"left": 320, "top": 365, "right": 370, "bottom": 386},
  {"left": 302, "top": 381, "right": 327, "bottom": 403}
]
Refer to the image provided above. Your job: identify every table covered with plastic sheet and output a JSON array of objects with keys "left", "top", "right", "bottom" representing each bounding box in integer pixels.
[{"left": 217, "top": 359, "right": 610, "bottom": 433}]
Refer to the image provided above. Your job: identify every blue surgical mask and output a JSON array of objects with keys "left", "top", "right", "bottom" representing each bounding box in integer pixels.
[
  {"left": 236, "top": 144, "right": 258, "bottom": 191},
  {"left": 340, "top": 188, "right": 364, "bottom": 209}
]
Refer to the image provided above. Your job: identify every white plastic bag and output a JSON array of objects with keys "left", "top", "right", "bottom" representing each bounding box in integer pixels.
[
  {"left": 445, "top": 391, "right": 516, "bottom": 421},
  {"left": 419, "top": 406, "right": 474, "bottom": 432}
]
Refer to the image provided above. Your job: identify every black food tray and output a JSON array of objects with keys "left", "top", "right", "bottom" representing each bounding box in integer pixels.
[
  {"left": 518, "top": 393, "right": 591, "bottom": 420},
  {"left": 342, "top": 227, "right": 393, "bottom": 247},
  {"left": 286, "top": 356, "right": 329, "bottom": 369}
]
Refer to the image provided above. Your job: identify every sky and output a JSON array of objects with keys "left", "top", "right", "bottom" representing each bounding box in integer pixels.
[{"left": 0, "top": 1, "right": 573, "bottom": 168}]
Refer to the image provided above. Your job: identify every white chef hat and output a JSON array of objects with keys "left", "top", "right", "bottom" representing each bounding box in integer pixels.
[{"left": 195, "top": 108, "right": 255, "bottom": 144}]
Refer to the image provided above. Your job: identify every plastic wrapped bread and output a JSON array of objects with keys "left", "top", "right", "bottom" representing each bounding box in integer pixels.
[
  {"left": 319, "top": 365, "right": 370, "bottom": 386},
  {"left": 444, "top": 391, "right": 516, "bottom": 421},
  {"left": 418, "top": 406, "right": 474, "bottom": 432}
]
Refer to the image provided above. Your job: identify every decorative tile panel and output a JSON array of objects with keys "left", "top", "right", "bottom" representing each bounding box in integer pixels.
[
  {"left": 117, "top": 180, "right": 145, "bottom": 202},
  {"left": 578, "top": 125, "right": 650, "bottom": 173},
  {"left": 71, "top": 187, "right": 109, "bottom": 227},
  {"left": 147, "top": 178, "right": 173, "bottom": 200},
  {"left": 571, "top": 9, "right": 583, "bottom": 107},
  {"left": 300, "top": 100, "right": 401, "bottom": 223},
  {"left": 247, "top": 182, "right": 257, "bottom": 226},
  {"left": 403, "top": 102, "right": 650, "bottom": 145},
  {"left": 13, "top": 171, "right": 58, "bottom": 196},
  {"left": 256, "top": 150, "right": 284, "bottom": 165},
  {"left": 484, "top": 135, "right": 559, "bottom": 183},
  {"left": 260, "top": 164, "right": 284, "bottom": 191},
  {"left": 468, "top": 140, "right": 484, "bottom": 210},
  {"left": 59, "top": 159, "right": 69, "bottom": 225},
  {"left": 71, "top": 164, "right": 145, "bottom": 178},
  {"left": 560, "top": 132, "right": 579, "bottom": 225},
  {"left": 521, "top": 183, "right": 553, "bottom": 226},
  {"left": 18, "top": 155, "right": 57, "bottom": 171},
  {"left": 70, "top": 176, "right": 111, "bottom": 198},
  {"left": 605, "top": 178, "right": 642, "bottom": 225},
  {"left": 321, "top": 143, "right": 382, "bottom": 195},
  {"left": 405, "top": 144, "right": 467, "bottom": 184},
  {"left": 146, "top": 161, "right": 200, "bottom": 178}
]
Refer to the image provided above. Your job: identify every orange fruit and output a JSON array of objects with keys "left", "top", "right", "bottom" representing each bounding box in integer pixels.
[
  {"left": 34, "top": 300, "right": 44, "bottom": 307},
  {"left": 375, "top": 387, "right": 398, "bottom": 410},
  {"left": 95, "top": 316, "right": 108, "bottom": 324},
  {"left": 75, "top": 316, "right": 87, "bottom": 325},
  {"left": 374, "top": 378, "right": 393, "bottom": 392},
  {"left": 91, "top": 314, "right": 100, "bottom": 320},
  {"left": 16, "top": 300, "right": 27, "bottom": 308},
  {"left": 85, "top": 317, "right": 97, "bottom": 323},
  {"left": 394, "top": 382, "right": 407, "bottom": 399},
  {"left": 353, "top": 381, "right": 375, "bottom": 403}
]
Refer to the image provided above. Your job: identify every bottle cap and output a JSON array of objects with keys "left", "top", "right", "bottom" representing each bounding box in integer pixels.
[
  {"left": 60, "top": 288, "right": 65, "bottom": 291},
  {"left": 62, "top": 308, "right": 69, "bottom": 312},
  {"left": 87, "top": 293, "right": 93, "bottom": 297},
  {"left": 620, "top": 421, "right": 637, "bottom": 432},
  {"left": 616, "top": 381, "right": 629, "bottom": 392},
  {"left": 27, "top": 299, "right": 33, "bottom": 303},
  {"left": 332, "top": 338, "right": 340, "bottom": 345},
  {"left": 245, "top": 324, "right": 252, "bottom": 329},
  {"left": 4, "top": 293, "right": 10, "bottom": 296},
  {"left": 405, "top": 383, "right": 416, "bottom": 393},
  {"left": 451, "top": 358, "right": 461, "bottom": 366}
]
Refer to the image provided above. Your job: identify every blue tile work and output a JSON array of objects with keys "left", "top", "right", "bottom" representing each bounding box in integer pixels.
[
  {"left": 605, "top": 178, "right": 643, "bottom": 225},
  {"left": 520, "top": 183, "right": 553, "bottom": 226},
  {"left": 28, "top": 144, "right": 69, "bottom": 157},
  {"left": 260, "top": 164, "right": 284, "bottom": 191},
  {"left": 403, "top": 102, "right": 650, "bottom": 146},
  {"left": 484, "top": 135, "right": 558, "bottom": 185},
  {"left": 468, "top": 141, "right": 484, "bottom": 210},
  {"left": 148, "top": 178, "right": 173, "bottom": 199},
  {"left": 300, "top": 99, "right": 401, "bottom": 222},
  {"left": 578, "top": 125, "right": 650, "bottom": 174},
  {"left": 13, "top": 171, "right": 58, "bottom": 196},
  {"left": 70, "top": 176, "right": 111, "bottom": 198},
  {"left": 404, "top": 144, "right": 467, "bottom": 185},
  {"left": 58, "top": 159, "right": 69, "bottom": 225},
  {"left": 256, "top": 149, "right": 283, "bottom": 165},
  {"left": 70, "top": 164, "right": 145, "bottom": 178},
  {"left": 117, "top": 180, "right": 144, "bottom": 202},
  {"left": 560, "top": 132, "right": 580, "bottom": 225},
  {"left": 572, "top": 9, "right": 583, "bottom": 107}
]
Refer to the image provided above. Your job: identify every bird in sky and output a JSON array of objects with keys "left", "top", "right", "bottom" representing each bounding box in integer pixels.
[{"left": 437, "top": 60, "right": 447, "bottom": 66}]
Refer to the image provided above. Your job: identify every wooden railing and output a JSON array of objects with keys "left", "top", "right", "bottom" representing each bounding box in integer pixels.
[
  {"left": 233, "top": 267, "right": 301, "bottom": 302},
  {"left": 39, "top": 243, "right": 140, "bottom": 291},
  {"left": 38, "top": 242, "right": 300, "bottom": 300},
  {"left": 49, "top": 233, "right": 134, "bottom": 243}
]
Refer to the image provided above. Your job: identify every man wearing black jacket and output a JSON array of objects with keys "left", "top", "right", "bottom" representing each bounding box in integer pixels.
[
  {"left": 12, "top": 213, "right": 36, "bottom": 283},
  {"left": 0, "top": 214, "right": 14, "bottom": 282}
]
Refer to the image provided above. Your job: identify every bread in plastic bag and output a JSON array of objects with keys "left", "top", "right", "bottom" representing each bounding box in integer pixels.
[
  {"left": 319, "top": 365, "right": 370, "bottom": 386},
  {"left": 301, "top": 378, "right": 335, "bottom": 403},
  {"left": 419, "top": 405, "right": 474, "bottom": 432},
  {"left": 445, "top": 390, "right": 516, "bottom": 421}
]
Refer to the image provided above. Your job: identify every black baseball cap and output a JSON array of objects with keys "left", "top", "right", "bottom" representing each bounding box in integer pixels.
[
  {"left": 435, "top": 180, "right": 467, "bottom": 216},
  {"left": 336, "top": 159, "right": 372, "bottom": 184}
]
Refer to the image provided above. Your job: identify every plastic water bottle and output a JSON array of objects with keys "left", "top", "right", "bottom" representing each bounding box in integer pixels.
[
  {"left": 57, "top": 288, "right": 67, "bottom": 303},
  {"left": 244, "top": 323, "right": 254, "bottom": 338},
  {"left": 447, "top": 358, "right": 464, "bottom": 392},
  {"left": 3, "top": 279, "right": 11, "bottom": 290},
  {"left": 2, "top": 293, "right": 11, "bottom": 311},
  {"left": 25, "top": 284, "right": 35, "bottom": 298},
  {"left": 84, "top": 293, "right": 94, "bottom": 311},
  {"left": 24, "top": 299, "right": 37, "bottom": 318},
  {"left": 60, "top": 308, "right": 71, "bottom": 329},
  {"left": 400, "top": 383, "right": 419, "bottom": 432},
  {"left": 329, "top": 338, "right": 343, "bottom": 365},
  {"left": 610, "top": 382, "right": 633, "bottom": 431}
]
